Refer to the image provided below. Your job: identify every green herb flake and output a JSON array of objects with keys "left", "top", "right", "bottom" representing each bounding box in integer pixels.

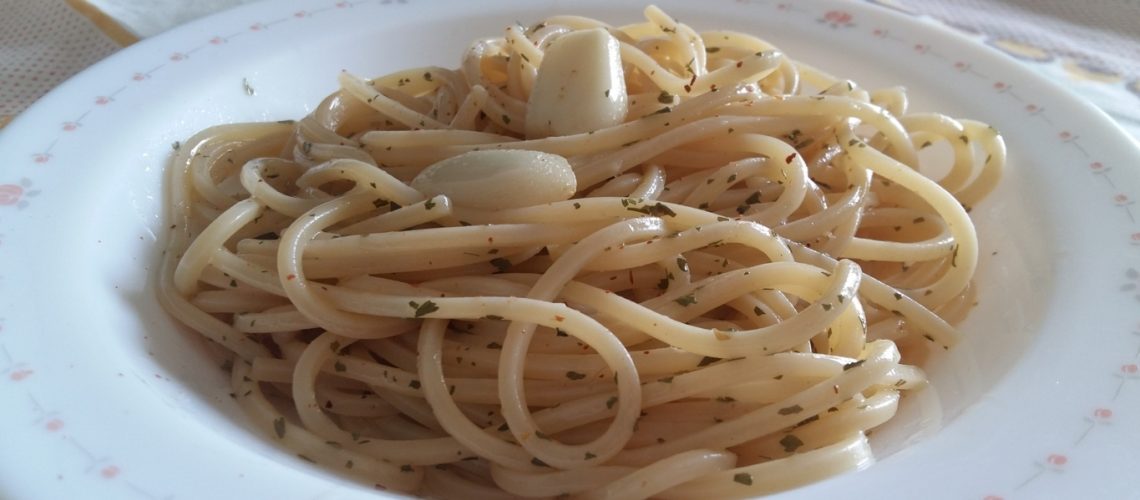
[
  {"left": 424, "top": 198, "right": 436, "bottom": 210},
  {"left": 334, "top": 360, "right": 347, "bottom": 372},
  {"left": 273, "top": 417, "right": 286, "bottom": 439},
  {"left": 674, "top": 293, "right": 697, "bottom": 306},
  {"left": 676, "top": 257, "right": 689, "bottom": 273},
  {"left": 657, "top": 91, "right": 674, "bottom": 104},
  {"left": 409, "top": 379, "right": 422, "bottom": 389},
  {"left": 843, "top": 360, "right": 865, "bottom": 371},
  {"left": 733, "top": 472, "right": 753, "bottom": 486},
  {"left": 486, "top": 342, "right": 502, "bottom": 350},
  {"left": 555, "top": 328, "right": 568, "bottom": 337},
  {"left": 401, "top": 464, "right": 414, "bottom": 472},
  {"left": 423, "top": 72, "right": 433, "bottom": 82},
  {"left": 777, "top": 404, "right": 803, "bottom": 415},
  {"left": 706, "top": 46, "right": 721, "bottom": 53},
  {"left": 795, "top": 414, "right": 820, "bottom": 427},
  {"left": 780, "top": 434, "right": 804, "bottom": 453},
  {"left": 566, "top": 371, "right": 587, "bottom": 380},
  {"left": 490, "top": 257, "right": 512, "bottom": 273},
  {"left": 627, "top": 202, "right": 677, "bottom": 218},
  {"left": 584, "top": 452, "right": 597, "bottom": 460},
  {"left": 605, "top": 396, "right": 618, "bottom": 409},
  {"left": 502, "top": 114, "right": 512, "bottom": 125},
  {"left": 410, "top": 300, "right": 439, "bottom": 318},
  {"left": 697, "top": 356, "right": 719, "bottom": 367}
]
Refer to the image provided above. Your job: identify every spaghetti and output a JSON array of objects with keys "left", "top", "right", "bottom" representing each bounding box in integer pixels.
[{"left": 159, "top": 6, "right": 1004, "bottom": 498}]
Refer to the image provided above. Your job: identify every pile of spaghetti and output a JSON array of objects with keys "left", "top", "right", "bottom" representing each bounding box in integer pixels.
[{"left": 160, "top": 6, "right": 1004, "bottom": 499}]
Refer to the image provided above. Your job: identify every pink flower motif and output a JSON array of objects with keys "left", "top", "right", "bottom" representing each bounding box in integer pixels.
[
  {"left": 1045, "top": 454, "right": 1067, "bottom": 467},
  {"left": 9, "top": 369, "right": 33, "bottom": 381},
  {"left": 32, "top": 153, "right": 52, "bottom": 164},
  {"left": 1115, "top": 194, "right": 1133, "bottom": 205},
  {"left": 1089, "top": 161, "right": 1104, "bottom": 171},
  {"left": 954, "top": 61, "right": 968, "bottom": 70},
  {"left": 1122, "top": 363, "right": 1138, "bottom": 375},
  {"left": 95, "top": 96, "right": 112, "bottom": 105},
  {"left": 993, "top": 81, "right": 1007, "bottom": 90},
  {"left": 913, "top": 43, "right": 928, "bottom": 53},
  {"left": 1025, "top": 103, "right": 1039, "bottom": 113},
  {"left": 209, "top": 36, "right": 225, "bottom": 45},
  {"left": 1093, "top": 408, "right": 1113, "bottom": 420},
  {"left": 777, "top": 3, "right": 790, "bottom": 11},
  {"left": 1131, "top": 232, "right": 1140, "bottom": 244},
  {"left": 131, "top": 72, "right": 148, "bottom": 81},
  {"left": 45, "top": 418, "right": 64, "bottom": 431},
  {"left": 0, "top": 184, "right": 23, "bottom": 205},
  {"left": 983, "top": 496, "right": 1004, "bottom": 500},
  {"left": 100, "top": 465, "right": 120, "bottom": 478},
  {"left": 170, "top": 52, "right": 186, "bottom": 62},
  {"left": 336, "top": 1, "right": 351, "bottom": 7},
  {"left": 294, "top": 10, "right": 308, "bottom": 18},
  {"left": 821, "top": 10, "right": 853, "bottom": 26},
  {"left": 1058, "top": 130, "right": 1073, "bottom": 140},
  {"left": 61, "top": 122, "right": 79, "bottom": 131},
  {"left": 250, "top": 23, "right": 265, "bottom": 31}
]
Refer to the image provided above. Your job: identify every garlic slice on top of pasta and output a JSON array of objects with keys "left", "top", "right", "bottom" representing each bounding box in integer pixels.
[
  {"left": 411, "top": 149, "right": 577, "bottom": 210},
  {"left": 526, "top": 27, "right": 629, "bottom": 138}
]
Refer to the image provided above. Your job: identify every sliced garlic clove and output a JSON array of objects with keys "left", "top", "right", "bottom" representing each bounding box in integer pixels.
[
  {"left": 410, "top": 149, "right": 577, "bottom": 210},
  {"left": 525, "top": 28, "right": 628, "bottom": 138}
]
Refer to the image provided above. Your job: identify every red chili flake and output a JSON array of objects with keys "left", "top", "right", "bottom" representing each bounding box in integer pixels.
[
  {"left": 286, "top": 274, "right": 297, "bottom": 280},
  {"left": 784, "top": 153, "right": 797, "bottom": 164},
  {"left": 735, "top": 61, "right": 743, "bottom": 68},
  {"left": 554, "top": 315, "right": 565, "bottom": 322}
]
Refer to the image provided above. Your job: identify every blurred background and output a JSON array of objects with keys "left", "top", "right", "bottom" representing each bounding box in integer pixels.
[{"left": 1, "top": 0, "right": 1137, "bottom": 141}]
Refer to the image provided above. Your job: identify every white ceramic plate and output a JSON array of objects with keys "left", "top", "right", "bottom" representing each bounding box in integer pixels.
[{"left": 1, "top": 0, "right": 1138, "bottom": 498}]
